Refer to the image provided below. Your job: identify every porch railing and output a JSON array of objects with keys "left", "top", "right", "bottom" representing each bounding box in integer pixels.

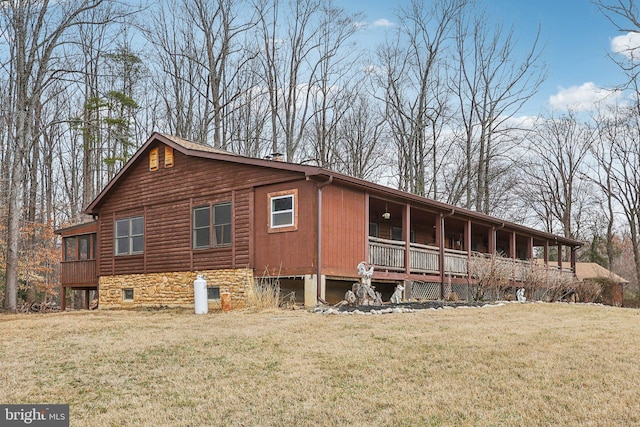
[
  {"left": 443, "top": 248, "right": 468, "bottom": 276},
  {"left": 548, "top": 265, "right": 575, "bottom": 280},
  {"left": 409, "top": 243, "right": 439, "bottom": 274},
  {"left": 368, "top": 237, "right": 575, "bottom": 280},
  {"left": 369, "top": 238, "right": 468, "bottom": 276},
  {"left": 369, "top": 237, "right": 405, "bottom": 271},
  {"left": 60, "top": 260, "right": 98, "bottom": 286}
]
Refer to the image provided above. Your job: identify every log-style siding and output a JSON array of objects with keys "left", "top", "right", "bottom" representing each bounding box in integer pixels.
[
  {"left": 233, "top": 188, "right": 252, "bottom": 266},
  {"left": 146, "top": 200, "right": 191, "bottom": 273},
  {"left": 97, "top": 142, "right": 299, "bottom": 277}
]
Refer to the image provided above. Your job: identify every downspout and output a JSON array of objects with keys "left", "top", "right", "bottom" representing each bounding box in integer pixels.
[{"left": 316, "top": 176, "right": 333, "bottom": 304}]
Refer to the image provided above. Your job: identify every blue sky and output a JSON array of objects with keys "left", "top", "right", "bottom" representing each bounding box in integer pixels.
[{"left": 343, "top": 0, "right": 630, "bottom": 116}]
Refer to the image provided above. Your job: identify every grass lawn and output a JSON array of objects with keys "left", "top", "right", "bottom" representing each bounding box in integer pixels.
[{"left": 2, "top": 303, "right": 640, "bottom": 426}]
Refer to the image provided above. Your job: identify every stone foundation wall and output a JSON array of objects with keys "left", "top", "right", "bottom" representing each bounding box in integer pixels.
[{"left": 99, "top": 268, "right": 253, "bottom": 309}]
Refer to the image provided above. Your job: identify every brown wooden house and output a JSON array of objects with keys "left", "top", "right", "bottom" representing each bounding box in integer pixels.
[{"left": 57, "top": 132, "right": 582, "bottom": 309}]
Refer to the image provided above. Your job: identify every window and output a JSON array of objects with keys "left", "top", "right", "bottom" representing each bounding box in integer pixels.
[
  {"left": 193, "top": 203, "right": 232, "bottom": 249},
  {"left": 193, "top": 206, "right": 211, "bottom": 248},
  {"left": 64, "top": 237, "right": 77, "bottom": 261},
  {"left": 63, "top": 235, "right": 95, "bottom": 260},
  {"left": 207, "top": 286, "right": 220, "bottom": 300},
  {"left": 213, "top": 203, "right": 232, "bottom": 246},
  {"left": 78, "top": 235, "right": 90, "bottom": 260},
  {"left": 369, "top": 222, "right": 379, "bottom": 238},
  {"left": 392, "top": 227, "right": 403, "bottom": 241},
  {"left": 123, "top": 288, "right": 134, "bottom": 301},
  {"left": 149, "top": 148, "right": 159, "bottom": 171},
  {"left": 115, "top": 216, "right": 144, "bottom": 255},
  {"left": 165, "top": 146, "right": 174, "bottom": 168},
  {"left": 271, "top": 195, "right": 294, "bottom": 227},
  {"left": 268, "top": 190, "right": 298, "bottom": 232}
]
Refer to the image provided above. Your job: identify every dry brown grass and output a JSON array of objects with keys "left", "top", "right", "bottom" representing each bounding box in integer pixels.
[{"left": 2, "top": 303, "right": 640, "bottom": 426}]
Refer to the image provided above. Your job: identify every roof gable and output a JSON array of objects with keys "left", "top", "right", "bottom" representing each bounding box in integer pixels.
[{"left": 84, "top": 132, "right": 315, "bottom": 215}]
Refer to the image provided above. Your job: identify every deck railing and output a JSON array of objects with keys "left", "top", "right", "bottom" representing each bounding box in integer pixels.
[
  {"left": 369, "top": 237, "right": 405, "bottom": 271},
  {"left": 548, "top": 265, "right": 575, "bottom": 279},
  {"left": 369, "top": 238, "right": 468, "bottom": 276},
  {"left": 369, "top": 238, "right": 574, "bottom": 280},
  {"left": 443, "top": 248, "right": 468, "bottom": 276},
  {"left": 409, "top": 243, "right": 439, "bottom": 274},
  {"left": 60, "top": 260, "right": 98, "bottom": 286}
]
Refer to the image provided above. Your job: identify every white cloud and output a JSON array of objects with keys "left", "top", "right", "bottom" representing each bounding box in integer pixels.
[
  {"left": 611, "top": 32, "right": 640, "bottom": 60},
  {"left": 362, "top": 64, "right": 383, "bottom": 75},
  {"left": 548, "top": 82, "right": 621, "bottom": 111},
  {"left": 371, "top": 18, "right": 394, "bottom": 28},
  {"left": 502, "top": 115, "right": 538, "bottom": 130}
]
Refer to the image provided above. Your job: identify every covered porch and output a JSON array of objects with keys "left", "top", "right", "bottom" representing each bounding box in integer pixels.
[
  {"left": 56, "top": 221, "right": 99, "bottom": 310},
  {"left": 365, "top": 196, "right": 578, "bottom": 291}
]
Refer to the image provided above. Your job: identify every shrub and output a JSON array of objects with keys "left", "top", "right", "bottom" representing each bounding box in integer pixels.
[{"left": 246, "top": 270, "right": 281, "bottom": 310}]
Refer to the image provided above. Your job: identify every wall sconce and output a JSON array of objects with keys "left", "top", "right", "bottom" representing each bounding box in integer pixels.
[{"left": 382, "top": 203, "right": 391, "bottom": 220}]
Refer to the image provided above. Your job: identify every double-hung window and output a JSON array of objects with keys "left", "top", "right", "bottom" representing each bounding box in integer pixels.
[
  {"left": 213, "top": 203, "right": 232, "bottom": 246},
  {"left": 115, "top": 216, "right": 144, "bottom": 255},
  {"left": 193, "top": 202, "right": 232, "bottom": 249},
  {"left": 269, "top": 189, "right": 297, "bottom": 232},
  {"left": 193, "top": 206, "right": 211, "bottom": 248}
]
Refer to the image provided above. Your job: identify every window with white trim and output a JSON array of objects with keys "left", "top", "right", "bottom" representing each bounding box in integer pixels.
[
  {"left": 115, "top": 216, "right": 144, "bottom": 255},
  {"left": 271, "top": 195, "right": 293, "bottom": 227}
]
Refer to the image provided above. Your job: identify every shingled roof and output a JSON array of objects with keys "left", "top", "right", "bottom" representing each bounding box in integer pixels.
[{"left": 575, "top": 263, "right": 629, "bottom": 284}]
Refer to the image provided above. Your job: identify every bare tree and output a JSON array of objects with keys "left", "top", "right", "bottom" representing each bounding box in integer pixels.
[
  {"left": 333, "top": 92, "right": 387, "bottom": 181},
  {"left": 588, "top": 107, "right": 621, "bottom": 269},
  {"left": 452, "top": 8, "right": 545, "bottom": 214},
  {"left": 187, "top": 0, "right": 256, "bottom": 148},
  {"left": 145, "top": 1, "right": 210, "bottom": 142},
  {"left": 1, "top": 0, "right": 126, "bottom": 312},
  {"left": 301, "top": 2, "right": 362, "bottom": 168},
  {"left": 225, "top": 56, "right": 271, "bottom": 157},
  {"left": 376, "top": 0, "right": 465, "bottom": 197},
  {"left": 520, "top": 111, "right": 594, "bottom": 239},
  {"left": 591, "top": 104, "right": 640, "bottom": 296},
  {"left": 593, "top": 0, "right": 640, "bottom": 296},
  {"left": 256, "top": 0, "right": 341, "bottom": 161}
]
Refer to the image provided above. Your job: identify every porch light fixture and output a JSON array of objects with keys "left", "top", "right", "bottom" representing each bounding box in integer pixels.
[{"left": 382, "top": 203, "right": 391, "bottom": 220}]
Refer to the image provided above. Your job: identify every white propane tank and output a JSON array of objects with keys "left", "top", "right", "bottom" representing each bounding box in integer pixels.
[{"left": 194, "top": 275, "right": 208, "bottom": 314}]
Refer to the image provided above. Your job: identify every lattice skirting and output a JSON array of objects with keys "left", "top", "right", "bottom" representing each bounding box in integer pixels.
[
  {"left": 410, "top": 281, "right": 441, "bottom": 300},
  {"left": 409, "top": 281, "right": 474, "bottom": 301}
]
